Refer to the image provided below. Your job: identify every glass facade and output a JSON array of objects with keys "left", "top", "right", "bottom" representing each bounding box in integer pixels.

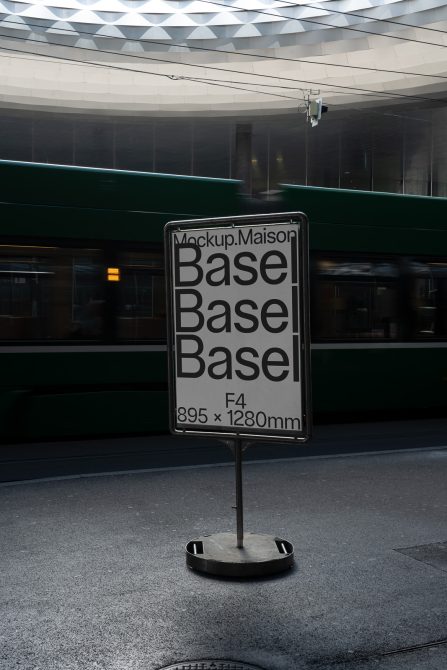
[{"left": 0, "top": 102, "right": 446, "bottom": 197}]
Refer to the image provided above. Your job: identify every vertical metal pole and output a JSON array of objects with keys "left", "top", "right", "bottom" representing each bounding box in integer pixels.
[
  {"left": 112, "top": 122, "right": 117, "bottom": 169},
  {"left": 402, "top": 118, "right": 406, "bottom": 194},
  {"left": 31, "top": 119, "right": 35, "bottom": 163},
  {"left": 429, "top": 119, "right": 434, "bottom": 197},
  {"left": 235, "top": 123, "right": 253, "bottom": 196},
  {"left": 229, "top": 124, "right": 233, "bottom": 179},
  {"left": 152, "top": 122, "right": 156, "bottom": 172},
  {"left": 305, "top": 121, "right": 309, "bottom": 186},
  {"left": 266, "top": 129, "right": 271, "bottom": 200},
  {"left": 72, "top": 123, "right": 76, "bottom": 165},
  {"left": 190, "top": 121, "right": 195, "bottom": 176},
  {"left": 235, "top": 439, "right": 244, "bottom": 548},
  {"left": 338, "top": 124, "right": 341, "bottom": 189}
]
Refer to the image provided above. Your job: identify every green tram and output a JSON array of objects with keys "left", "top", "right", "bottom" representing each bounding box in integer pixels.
[{"left": 0, "top": 159, "right": 446, "bottom": 442}]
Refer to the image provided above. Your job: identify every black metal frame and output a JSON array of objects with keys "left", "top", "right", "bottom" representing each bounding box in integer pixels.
[{"left": 164, "top": 211, "right": 312, "bottom": 444}]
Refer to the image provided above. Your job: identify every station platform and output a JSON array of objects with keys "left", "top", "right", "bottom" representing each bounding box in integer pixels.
[{"left": 1, "top": 423, "right": 447, "bottom": 670}]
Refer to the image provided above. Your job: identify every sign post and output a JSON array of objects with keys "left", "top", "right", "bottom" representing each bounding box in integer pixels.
[
  {"left": 235, "top": 439, "right": 243, "bottom": 549},
  {"left": 165, "top": 212, "right": 311, "bottom": 577}
]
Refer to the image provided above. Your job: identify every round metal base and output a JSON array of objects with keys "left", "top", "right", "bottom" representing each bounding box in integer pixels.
[{"left": 186, "top": 532, "right": 294, "bottom": 577}]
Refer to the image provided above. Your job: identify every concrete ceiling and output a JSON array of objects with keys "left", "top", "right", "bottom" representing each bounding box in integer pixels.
[{"left": 0, "top": 0, "right": 446, "bottom": 115}]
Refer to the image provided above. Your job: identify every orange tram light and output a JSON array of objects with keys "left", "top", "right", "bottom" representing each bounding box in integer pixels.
[{"left": 107, "top": 267, "right": 120, "bottom": 281}]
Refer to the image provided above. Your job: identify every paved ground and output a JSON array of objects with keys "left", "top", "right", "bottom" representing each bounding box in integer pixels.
[
  {"left": 3, "top": 417, "right": 447, "bottom": 482},
  {"left": 1, "top": 434, "right": 447, "bottom": 669}
]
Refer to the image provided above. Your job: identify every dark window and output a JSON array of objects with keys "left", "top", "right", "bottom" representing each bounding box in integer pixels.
[
  {"left": 314, "top": 257, "right": 399, "bottom": 340},
  {"left": 407, "top": 260, "right": 447, "bottom": 338},
  {"left": 71, "top": 255, "right": 105, "bottom": 339},
  {"left": 116, "top": 251, "right": 165, "bottom": 341},
  {"left": 0, "top": 246, "right": 105, "bottom": 341}
]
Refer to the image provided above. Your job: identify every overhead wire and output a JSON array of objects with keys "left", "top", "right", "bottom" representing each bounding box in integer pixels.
[
  {"left": 0, "top": 27, "right": 447, "bottom": 104},
  {"left": 1, "top": 15, "right": 447, "bottom": 84},
  {"left": 174, "top": 0, "right": 447, "bottom": 49},
  {"left": 273, "top": 0, "right": 447, "bottom": 35},
  {"left": 0, "top": 40, "right": 446, "bottom": 105},
  {"left": 0, "top": 45, "right": 300, "bottom": 100},
  {"left": 174, "top": 75, "right": 299, "bottom": 98},
  {"left": 178, "top": 73, "right": 438, "bottom": 107},
  {"left": 1, "top": 45, "right": 405, "bottom": 107},
  {"left": 0, "top": 5, "right": 442, "bottom": 170},
  {"left": 0, "top": 0, "right": 447, "bottom": 107}
]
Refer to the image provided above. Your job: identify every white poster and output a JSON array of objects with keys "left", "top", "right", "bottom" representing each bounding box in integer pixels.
[{"left": 167, "top": 217, "right": 309, "bottom": 440}]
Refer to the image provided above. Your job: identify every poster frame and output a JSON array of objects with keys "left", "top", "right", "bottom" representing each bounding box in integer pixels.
[{"left": 164, "top": 211, "right": 312, "bottom": 443}]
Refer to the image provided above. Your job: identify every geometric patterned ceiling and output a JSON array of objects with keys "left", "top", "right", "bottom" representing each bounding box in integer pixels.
[{"left": 0, "top": 0, "right": 446, "bottom": 114}]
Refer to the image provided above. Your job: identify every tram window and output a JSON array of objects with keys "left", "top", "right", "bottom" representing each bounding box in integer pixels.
[
  {"left": 71, "top": 255, "right": 105, "bottom": 339},
  {"left": 408, "top": 260, "right": 447, "bottom": 338},
  {"left": 315, "top": 257, "right": 399, "bottom": 340},
  {"left": 116, "top": 252, "right": 166, "bottom": 340},
  {"left": 0, "top": 246, "right": 104, "bottom": 341}
]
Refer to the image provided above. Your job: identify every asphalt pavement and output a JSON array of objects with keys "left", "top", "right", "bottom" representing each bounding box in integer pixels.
[{"left": 1, "top": 425, "right": 447, "bottom": 670}]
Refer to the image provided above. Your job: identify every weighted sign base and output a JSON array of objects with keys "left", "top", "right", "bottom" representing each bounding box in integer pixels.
[{"left": 186, "top": 532, "right": 294, "bottom": 578}]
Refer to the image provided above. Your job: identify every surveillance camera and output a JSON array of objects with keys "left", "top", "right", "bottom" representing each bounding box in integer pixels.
[{"left": 308, "top": 98, "right": 328, "bottom": 127}]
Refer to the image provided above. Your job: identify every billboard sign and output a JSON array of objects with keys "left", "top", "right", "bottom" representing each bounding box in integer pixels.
[{"left": 165, "top": 213, "right": 311, "bottom": 442}]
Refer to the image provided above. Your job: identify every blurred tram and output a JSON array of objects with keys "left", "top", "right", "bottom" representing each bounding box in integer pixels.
[{"left": 0, "top": 159, "right": 447, "bottom": 442}]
